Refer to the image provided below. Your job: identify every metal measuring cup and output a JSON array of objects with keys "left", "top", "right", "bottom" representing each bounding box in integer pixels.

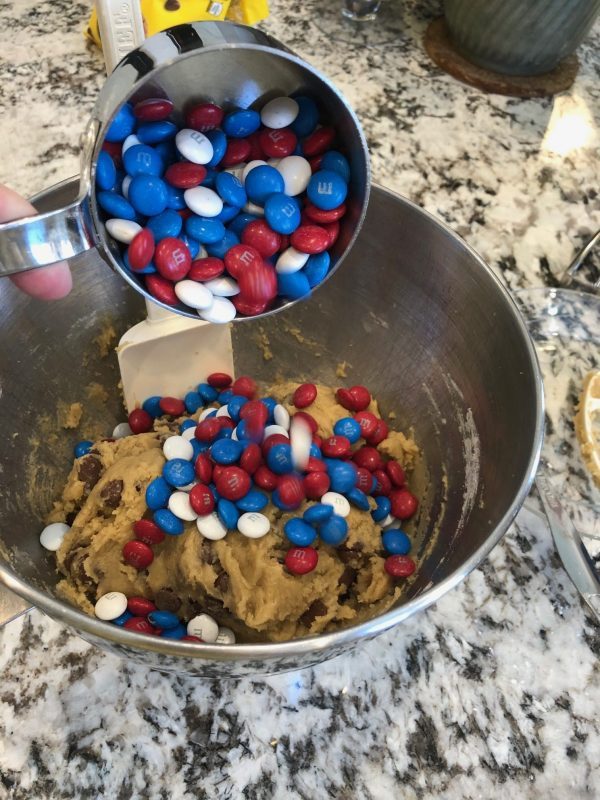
[{"left": 0, "top": 14, "right": 370, "bottom": 320}]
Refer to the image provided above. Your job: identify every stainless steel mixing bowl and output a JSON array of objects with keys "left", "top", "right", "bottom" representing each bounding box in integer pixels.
[
  {"left": 0, "top": 21, "right": 370, "bottom": 321},
  {"left": 0, "top": 178, "right": 543, "bottom": 677}
]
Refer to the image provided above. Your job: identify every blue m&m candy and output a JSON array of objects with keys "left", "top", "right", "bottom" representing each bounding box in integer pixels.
[
  {"left": 217, "top": 498, "right": 240, "bottom": 530},
  {"left": 226, "top": 395, "right": 247, "bottom": 421},
  {"left": 161, "top": 623, "right": 187, "bottom": 639},
  {"left": 223, "top": 109, "right": 260, "bottom": 138},
  {"left": 267, "top": 443, "right": 293, "bottom": 474},
  {"left": 74, "top": 440, "right": 93, "bottom": 458},
  {"left": 137, "top": 120, "right": 177, "bottom": 144},
  {"left": 146, "top": 476, "right": 172, "bottom": 510},
  {"left": 165, "top": 184, "right": 186, "bottom": 210},
  {"left": 111, "top": 610, "right": 133, "bottom": 626},
  {"left": 307, "top": 170, "right": 348, "bottom": 211},
  {"left": 346, "top": 487, "right": 370, "bottom": 511},
  {"left": 264, "top": 193, "right": 301, "bottom": 234},
  {"left": 228, "top": 212, "right": 258, "bottom": 237},
  {"left": 197, "top": 383, "right": 218, "bottom": 403},
  {"left": 163, "top": 458, "right": 195, "bottom": 487},
  {"left": 211, "top": 438, "right": 243, "bottom": 465},
  {"left": 128, "top": 175, "right": 168, "bottom": 216},
  {"left": 215, "top": 204, "right": 241, "bottom": 224},
  {"left": 180, "top": 419, "right": 198, "bottom": 433},
  {"left": 328, "top": 461, "right": 357, "bottom": 494},
  {"left": 180, "top": 234, "right": 201, "bottom": 259},
  {"left": 277, "top": 271, "right": 311, "bottom": 300},
  {"left": 372, "top": 496, "right": 391, "bottom": 522},
  {"left": 186, "top": 215, "right": 225, "bottom": 245},
  {"left": 148, "top": 610, "right": 180, "bottom": 629},
  {"left": 142, "top": 395, "right": 163, "bottom": 418},
  {"left": 105, "top": 103, "right": 136, "bottom": 142},
  {"left": 147, "top": 208, "right": 182, "bottom": 240},
  {"left": 303, "top": 503, "right": 333, "bottom": 526},
  {"left": 333, "top": 417, "right": 361, "bottom": 443},
  {"left": 97, "top": 191, "right": 137, "bottom": 221},
  {"left": 320, "top": 513, "right": 348, "bottom": 546},
  {"left": 153, "top": 508, "right": 184, "bottom": 535},
  {"left": 303, "top": 251, "right": 330, "bottom": 288},
  {"left": 215, "top": 172, "right": 247, "bottom": 208},
  {"left": 245, "top": 165, "right": 285, "bottom": 205},
  {"left": 236, "top": 489, "right": 268, "bottom": 512},
  {"left": 96, "top": 151, "right": 117, "bottom": 190},
  {"left": 123, "top": 144, "right": 163, "bottom": 177},
  {"left": 320, "top": 151, "right": 351, "bottom": 183},
  {"left": 284, "top": 517, "right": 317, "bottom": 547},
  {"left": 205, "top": 230, "right": 239, "bottom": 259},
  {"left": 184, "top": 392, "right": 203, "bottom": 414},
  {"left": 260, "top": 397, "right": 277, "bottom": 423},
  {"left": 206, "top": 130, "right": 227, "bottom": 167},
  {"left": 382, "top": 529, "right": 411, "bottom": 555},
  {"left": 290, "top": 96, "right": 319, "bottom": 138}
]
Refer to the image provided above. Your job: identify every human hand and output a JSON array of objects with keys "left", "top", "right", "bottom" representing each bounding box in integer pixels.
[{"left": 1, "top": 184, "right": 72, "bottom": 299}]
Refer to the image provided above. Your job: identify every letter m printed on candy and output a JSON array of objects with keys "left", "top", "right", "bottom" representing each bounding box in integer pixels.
[{"left": 318, "top": 180, "right": 334, "bottom": 195}]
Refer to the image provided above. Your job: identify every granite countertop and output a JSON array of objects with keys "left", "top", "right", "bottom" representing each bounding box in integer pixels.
[{"left": 0, "top": 0, "right": 599, "bottom": 797}]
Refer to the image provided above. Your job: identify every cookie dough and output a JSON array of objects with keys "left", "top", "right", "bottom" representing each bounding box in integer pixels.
[{"left": 48, "top": 384, "right": 419, "bottom": 642}]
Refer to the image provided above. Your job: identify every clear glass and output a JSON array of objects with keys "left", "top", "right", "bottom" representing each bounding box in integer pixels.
[{"left": 342, "top": 0, "right": 383, "bottom": 22}]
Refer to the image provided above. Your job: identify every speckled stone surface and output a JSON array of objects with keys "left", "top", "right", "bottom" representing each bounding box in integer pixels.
[{"left": 0, "top": 1, "right": 599, "bottom": 798}]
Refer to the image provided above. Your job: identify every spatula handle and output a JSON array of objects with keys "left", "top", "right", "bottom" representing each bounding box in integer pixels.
[{"left": 96, "top": 0, "right": 146, "bottom": 75}]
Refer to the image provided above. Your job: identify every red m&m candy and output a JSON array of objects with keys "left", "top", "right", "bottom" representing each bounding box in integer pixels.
[
  {"left": 195, "top": 417, "right": 221, "bottom": 442},
  {"left": 302, "top": 126, "right": 336, "bottom": 157},
  {"left": 290, "top": 225, "right": 330, "bottom": 255},
  {"left": 224, "top": 244, "right": 262, "bottom": 278},
  {"left": 207, "top": 372, "right": 232, "bottom": 388},
  {"left": 259, "top": 127, "right": 297, "bottom": 158},
  {"left": 322, "top": 436, "right": 351, "bottom": 458},
  {"left": 294, "top": 411, "right": 318, "bottom": 434},
  {"left": 303, "top": 470, "right": 330, "bottom": 499},
  {"left": 386, "top": 460, "right": 406, "bottom": 487},
  {"left": 159, "top": 396, "right": 185, "bottom": 416},
  {"left": 240, "top": 443, "right": 262, "bottom": 474},
  {"left": 128, "top": 228, "right": 154, "bottom": 271},
  {"left": 128, "top": 408, "right": 153, "bottom": 434},
  {"left": 221, "top": 138, "right": 251, "bottom": 167},
  {"left": 185, "top": 102, "right": 224, "bottom": 132},
  {"left": 133, "top": 98, "right": 174, "bottom": 121},
  {"left": 242, "top": 220, "right": 282, "bottom": 258},
  {"left": 232, "top": 375, "right": 257, "bottom": 399},
  {"left": 304, "top": 202, "right": 346, "bottom": 224},
  {"left": 367, "top": 419, "right": 389, "bottom": 446},
  {"left": 189, "top": 483, "right": 215, "bottom": 515},
  {"left": 189, "top": 257, "right": 225, "bottom": 281},
  {"left": 127, "top": 596, "right": 157, "bottom": 616},
  {"left": 124, "top": 617, "right": 157, "bottom": 634},
  {"left": 277, "top": 474, "right": 305, "bottom": 509},
  {"left": 254, "top": 465, "right": 279, "bottom": 491},
  {"left": 215, "top": 466, "right": 251, "bottom": 501},
  {"left": 372, "top": 469, "right": 391, "bottom": 497},
  {"left": 353, "top": 446, "right": 383, "bottom": 472},
  {"left": 293, "top": 383, "right": 317, "bottom": 409},
  {"left": 154, "top": 237, "right": 191, "bottom": 281},
  {"left": 194, "top": 453, "right": 213, "bottom": 483},
  {"left": 164, "top": 162, "right": 207, "bottom": 189},
  {"left": 133, "top": 519, "right": 165, "bottom": 545},
  {"left": 390, "top": 489, "right": 419, "bottom": 520},
  {"left": 354, "top": 411, "right": 378, "bottom": 439},
  {"left": 384, "top": 555, "right": 416, "bottom": 578},
  {"left": 285, "top": 546, "right": 319, "bottom": 575},
  {"left": 123, "top": 540, "right": 154, "bottom": 570}
]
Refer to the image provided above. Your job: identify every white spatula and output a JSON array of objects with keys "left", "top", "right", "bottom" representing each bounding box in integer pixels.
[{"left": 96, "top": 0, "right": 234, "bottom": 412}]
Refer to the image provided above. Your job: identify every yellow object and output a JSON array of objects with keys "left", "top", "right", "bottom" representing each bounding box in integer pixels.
[
  {"left": 86, "top": 0, "right": 269, "bottom": 49},
  {"left": 574, "top": 369, "right": 600, "bottom": 488}
]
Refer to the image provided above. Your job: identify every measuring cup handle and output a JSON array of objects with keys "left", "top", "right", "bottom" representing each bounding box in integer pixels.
[{"left": 0, "top": 190, "right": 94, "bottom": 276}]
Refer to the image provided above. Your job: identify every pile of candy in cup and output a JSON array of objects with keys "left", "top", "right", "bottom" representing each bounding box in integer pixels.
[
  {"left": 41, "top": 374, "right": 419, "bottom": 645},
  {"left": 95, "top": 93, "right": 352, "bottom": 321}
]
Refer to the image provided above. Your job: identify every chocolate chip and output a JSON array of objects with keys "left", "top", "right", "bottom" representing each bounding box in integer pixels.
[
  {"left": 77, "top": 456, "right": 102, "bottom": 493},
  {"left": 338, "top": 565, "right": 357, "bottom": 588},
  {"left": 155, "top": 588, "right": 182, "bottom": 612},
  {"left": 299, "top": 599, "right": 328, "bottom": 628},
  {"left": 100, "top": 479, "right": 123, "bottom": 509},
  {"left": 65, "top": 511, "right": 77, "bottom": 526},
  {"left": 203, "top": 595, "right": 225, "bottom": 616},
  {"left": 165, "top": 0, "right": 180, "bottom": 9},
  {"left": 214, "top": 571, "right": 229, "bottom": 593},
  {"left": 337, "top": 543, "right": 363, "bottom": 564}
]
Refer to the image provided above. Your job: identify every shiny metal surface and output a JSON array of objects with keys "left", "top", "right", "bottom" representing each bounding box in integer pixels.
[
  {"left": 0, "top": 177, "right": 543, "bottom": 677},
  {"left": 561, "top": 229, "right": 600, "bottom": 291},
  {"left": 537, "top": 472, "right": 600, "bottom": 621},
  {"left": 0, "top": 21, "right": 370, "bottom": 322}
]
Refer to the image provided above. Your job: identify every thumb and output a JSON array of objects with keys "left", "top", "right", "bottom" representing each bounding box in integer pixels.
[{"left": 1, "top": 184, "right": 73, "bottom": 300}]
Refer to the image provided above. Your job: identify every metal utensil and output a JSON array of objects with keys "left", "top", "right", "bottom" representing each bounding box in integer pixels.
[
  {"left": 0, "top": 19, "right": 370, "bottom": 322},
  {"left": 537, "top": 471, "right": 600, "bottom": 621},
  {"left": 95, "top": 0, "right": 234, "bottom": 410},
  {"left": 0, "top": 179, "right": 543, "bottom": 676},
  {"left": 560, "top": 229, "right": 600, "bottom": 291}
]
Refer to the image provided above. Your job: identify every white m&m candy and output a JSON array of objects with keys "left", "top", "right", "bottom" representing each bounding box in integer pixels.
[
  {"left": 174, "top": 280, "right": 214, "bottom": 311},
  {"left": 105, "top": 218, "right": 141, "bottom": 244},
  {"left": 237, "top": 512, "right": 270, "bottom": 539},
  {"left": 276, "top": 155, "right": 311, "bottom": 196},
  {"left": 183, "top": 186, "right": 223, "bottom": 218},
  {"left": 168, "top": 491, "right": 198, "bottom": 521},
  {"left": 216, "top": 626, "right": 236, "bottom": 645},
  {"left": 112, "top": 422, "right": 133, "bottom": 438},
  {"left": 260, "top": 97, "right": 299, "bottom": 129},
  {"left": 175, "top": 128, "right": 214, "bottom": 164},
  {"left": 203, "top": 277, "right": 240, "bottom": 297},
  {"left": 276, "top": 247, "right": 309, "bottom": 274},
  {"left": 187, "top": 613, "right": 219, "bottom": 642},
  {"left": 321, "top": 491, "right": 351, "bottom": 518},
  {"left": 163, "top": 435, "right": 194, "bottom": 461},
  {"left": 95, "top": 591, "right": 128, "bottom": 621},
  {"left": 196, "top": 513, "right": 227, "bottom": 540},
  {"left": 40, "top": 522, "right": 70, "bottom": 551},
  {"left": 198, "top": 296, "right": 236, "bottom": 324}
]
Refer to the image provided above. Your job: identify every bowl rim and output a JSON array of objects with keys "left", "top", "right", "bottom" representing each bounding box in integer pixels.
[{"left": 0, "top": 182, "right": 544, "bottom": 660}]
